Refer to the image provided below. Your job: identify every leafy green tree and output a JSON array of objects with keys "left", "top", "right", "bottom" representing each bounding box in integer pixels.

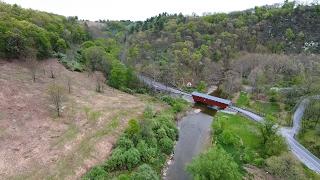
[
  {"left": 55, "top": 38, "right": 67, "bottom": 53},
  {"left": 108, "top": 61, "right": 128, "bottom": 89},
  {"left": 187, "top": 147, "right": 242, "bottom": 180},
  {"left": 83, "top": 46, "right": 107, "bottom": 72}
]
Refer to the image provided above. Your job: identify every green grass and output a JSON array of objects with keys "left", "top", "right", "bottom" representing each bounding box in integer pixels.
[
  {"left": 298, "top": 128, "right": 320, "bottom": 158},
  {"left": 236, "top": 92, "right": 250, "bottom": 107},
  {"left": 252, "top": 101, "right": 280, "bottom": 117},
  {"left": 215, "top": 113, "right": 261, "bottom": 151}
]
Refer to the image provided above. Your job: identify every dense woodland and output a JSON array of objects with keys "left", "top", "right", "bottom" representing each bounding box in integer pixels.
[{"left": 0, "top": 2, "right": 89, "bottom": 59}]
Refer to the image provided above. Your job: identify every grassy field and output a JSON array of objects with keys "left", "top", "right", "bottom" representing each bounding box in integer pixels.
[
  {"left": 213, "top": 112, "right": 263, "bottom": 167},
  {"left": 214, "top": 113, "right": 261, "bottom": 151},
  {"left": 235, "top": 92, "right": 291, "bottom": 125}
]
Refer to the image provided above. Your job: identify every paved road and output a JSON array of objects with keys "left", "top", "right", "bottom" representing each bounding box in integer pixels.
[
  {"left": 138, "top": 75, "right": 193, "bottom": 102},
  {"left": 138, "top": 75, "right": 320, "bottom": 174}
]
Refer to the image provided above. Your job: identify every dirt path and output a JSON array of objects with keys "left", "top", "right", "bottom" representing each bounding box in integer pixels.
[{"left": 0, "top": 59, "right": 149, "bottom": 179}]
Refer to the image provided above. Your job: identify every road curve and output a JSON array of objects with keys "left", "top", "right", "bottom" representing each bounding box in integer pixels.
[{"left": 138, "top": 75, "right": 320, "bottom": 173}]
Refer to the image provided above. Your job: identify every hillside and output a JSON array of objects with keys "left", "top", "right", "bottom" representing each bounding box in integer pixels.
[
  {"left": 113, "top": 1, "right": 320, "bottom": 88},
  {"left": 0, "top": 59, "right": 152, "bottom": 179}
]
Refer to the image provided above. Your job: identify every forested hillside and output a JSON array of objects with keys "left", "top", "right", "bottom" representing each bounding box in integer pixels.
[
  {"left": 121, "top": 1, "right": 320, "bottom": 88},
  {"left": 0, "top": 2, "right": 89, "bottom": 59}
]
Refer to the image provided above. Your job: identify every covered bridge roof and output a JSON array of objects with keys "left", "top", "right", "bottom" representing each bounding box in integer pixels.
[{"left": 192, "top": 92, "right": 232, "bottom": 105}]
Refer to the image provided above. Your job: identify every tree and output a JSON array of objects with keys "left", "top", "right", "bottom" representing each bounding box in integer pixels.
[
  {"left": 55, "top": 38, "right": 67, "bottom": 53},
  {"left": 48, "top": 83, "right": 66, "bottom": 117},
  {"left": 83, "top": 46, "right": 107, "bottom": 72},
  {"left": 108, "top": 61, "right": 128, "bottom": 89},
  {"left": 66, "top": 76, "right": 72, "bottom": 93},
  {"left": 25, "top": 48, "right": 38, "bottom": 82},
  {"left": 259, "top": 117, "right": 286, "bottom": 156},
  {"left": 187, "top": 147, "right": 242, "bottom": 180}
]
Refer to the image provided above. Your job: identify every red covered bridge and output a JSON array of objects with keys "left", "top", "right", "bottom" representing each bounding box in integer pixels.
[{"left": 191, "top": 92, "right": 232, "bottom": 109}]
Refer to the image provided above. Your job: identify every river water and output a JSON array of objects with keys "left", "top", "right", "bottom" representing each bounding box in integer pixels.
[{"left": 165, "top": 104, "right": 217, "bottom": 180}]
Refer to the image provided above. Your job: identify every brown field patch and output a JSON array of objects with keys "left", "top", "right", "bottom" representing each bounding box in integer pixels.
[{"left": 0, "top": 59, "right": 151, "bottom": 179}]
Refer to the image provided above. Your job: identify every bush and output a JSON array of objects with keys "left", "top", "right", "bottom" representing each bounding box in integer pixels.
[
  {"left": 83, "top": 166, "right": 108, "bottom": 180},
  {"left": 116, "top": 136, "right": 134, "bottom": 150},
  {"left": 124, "top": 148, "right": 141, "bottom": 170},
  {"left": 160, "top": 95, "right": 188, "bottom": 113},
  {"left": 136, "top": 140, "right": 156, "bottom": 163},
  {"left": 265, "top": 153, "right": 307, "bottom": 180},
  {"left": 159, "top": 137, "right": 174, "bottom": 155},
  {"left": 131, "top": 164, "right": 159, "bottom": 180},
  {"left": 187, "top": 147, "right": 242, "bottom": 180},
  {"left": 105, "top": 148, "right": 127, "bottom": 170}
]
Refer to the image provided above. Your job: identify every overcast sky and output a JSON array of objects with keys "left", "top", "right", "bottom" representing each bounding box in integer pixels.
[{"left": 2, "top": 0, "right": 310, "bottom": 21}]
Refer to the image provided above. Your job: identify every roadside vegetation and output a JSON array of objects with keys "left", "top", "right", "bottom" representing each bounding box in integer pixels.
[
  {"left": 83, "top": 96, "right": 189, "bottom": 179},
  {"left": 298, "top": 99, "right": 320, "bottom": 158},
  {"left": 187, "top": 112, "right": 319, "bottom": 179}
]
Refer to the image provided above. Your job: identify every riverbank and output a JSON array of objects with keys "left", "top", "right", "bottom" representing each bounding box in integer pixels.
[{"left": 82, "top": 95, "right": 190, "bottom": 179}]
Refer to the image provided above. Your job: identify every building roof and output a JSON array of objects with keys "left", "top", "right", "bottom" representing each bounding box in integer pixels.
[{"left": 191, "top": 92, "right": 232, "bottom": 105}]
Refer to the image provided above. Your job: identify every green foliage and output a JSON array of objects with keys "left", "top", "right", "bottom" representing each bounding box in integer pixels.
[
  {"left": 0, "top": 2, "right": 88, "bottom": 59},
  {"left": 56, "top": 38, "right": 67, "bottom": 53},
  {"left": 108, "top": 61, "right": 129, "bottom": 89},
  {"left": 83, "top": 166, "right": 108, "bottom": 180},
  {"left": 196, "top": 81, "right": 207, "bottom": 93},
  {"left": 265, "top": 153, "right": 307, "bottom": 180},
  {"left": 258, "top": 117, "right": 286, "bottom": 157},
  {"left": 187, "top": 147, "right": 242, "bottom": 180},
  {"left": 124, "top": 148, "right": 141, "bottom": 170},
  {"left": 299, "top": 99, "right": 320, "bottom": 158},
  {"left": 159, "top": 137, "right": 174, "bottom": 155},
  {"left": 88, "top": 107, "right": 178, "bottom": 179},
  {"left": 285, "top": 28, "right": 295, "bottom": 41},
  {"left": 160, "top": 95, "right": 189, "bottom": 113},
  {"left": 131, "top": 164, "right": 159, "bottom": 180}
]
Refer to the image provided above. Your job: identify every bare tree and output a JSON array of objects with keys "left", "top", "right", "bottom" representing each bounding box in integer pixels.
[
  {"left": 25, "top": 49, "right": 38, "bottom": 82},
  {"left": 95, "top": 74, "right": 104, "bottom": 93},
  {"left": 48, "top": 83, "right": 66, "bottom": 117},
  {"left": 66, "top": 76, "right": 72, "bottom": 94},
  {"left": 50, "top": 65, "right": 55, "bottom": 79}
]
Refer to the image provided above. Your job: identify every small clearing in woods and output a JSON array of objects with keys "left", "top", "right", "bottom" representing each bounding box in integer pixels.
[{"left": 0, "top": 59, "right": 159, "bottom": 179}]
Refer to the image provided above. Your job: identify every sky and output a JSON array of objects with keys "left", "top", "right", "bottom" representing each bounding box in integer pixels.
[{"left": 2, "top": 0, "right": 311, "bottom": 21}]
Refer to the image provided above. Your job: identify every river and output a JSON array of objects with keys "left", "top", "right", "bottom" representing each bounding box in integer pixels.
[{"left": 165, "top": 110, "right": 213, "bottom": 180}]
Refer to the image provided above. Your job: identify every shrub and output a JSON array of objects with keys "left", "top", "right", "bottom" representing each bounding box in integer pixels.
[
  {"left": 131, "top": 164, "right": 159, "bottom": 180},
  {"left": 105, "top": 148, "right": 126, "bottom": 170},
  {"left": 116, "top": 136, "right": 134, "bottom": 150},
  {"left": 187, "top": 147, "right": 242, "bottom": 180},
  {"left": 124, "top": 148, "right": 141, "bottom": 170},
  {"left": 83, "top": 166, "right": 108, "bottom": 180},
  {"left": 156, "top": 128, "right": 167, "bottom": 140},
  {"left": 137, "top": 140, "right": 157, "bottom": 163},
  {"left": 265, "top": 153, "right": 307, "bottom": 180},
  {"left": 159, "top": 137, "right": 174, "bottom": 155}
]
